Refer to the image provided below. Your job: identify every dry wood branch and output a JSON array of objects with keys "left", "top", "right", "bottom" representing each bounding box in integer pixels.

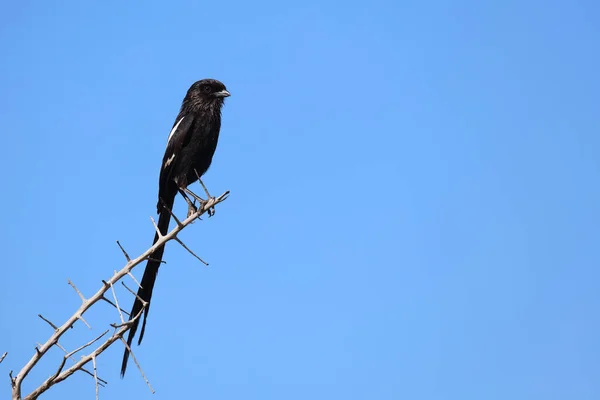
[
  {"left": 26, "top": 308, "right": 146, "bottom": 400},
  {"left": 127, "top": 272, "right": 142, "bottom": 289},
  {"left": 149, "top": 216, "right": 162, "bottom": 237},
  {"left": 119, "top": 338, "right": 154, "bottom": 394},
  {"left": 109, "top": 280, "right": 125, "bottom": 324},
  {"left": 11, "top": 189, "right": 229, "bottom": 400},
  {"left": 66, "top": 331, "right": 109, "bottom": 359},
  {"left": 161, "top": 201, "right": 184, "bottom": 227},
  {"left": 54, "top": 343, "right": 107, "bottom": 386},
  {"left": 37, "top": 315, "right": 58, "bottom": 331},
  {"left": 100, "top": 296, "right": 130, "bottom": 317},
  {"left": 92, "top": 355, "right": 99, "bottom": 400},
  {"left": 0, "top": 352, "right": 7, "bottom": 364},
  {"left": 116, "top": 240, "right": 131, "bottom": 262},
  {"left": 67, "top": 280, "right": 86, "bottom": 303},
  {"left": 77, "top": 316, "right": 92, "bottom": 330},
  {"left": 120, "top": 282, "right": 149, "bottom": 310},
  {"left": 174, "top": 237, "right": 209, "bottom": 265}
]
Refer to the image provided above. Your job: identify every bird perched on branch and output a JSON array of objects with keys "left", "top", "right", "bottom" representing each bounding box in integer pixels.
[{"left": 121, "top": 79, "right": 230, "bottom": 376}]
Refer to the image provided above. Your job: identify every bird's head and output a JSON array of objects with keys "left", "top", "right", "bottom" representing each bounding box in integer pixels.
[{"left": 187, "top": 79, "right": 230, "bottom": 104}]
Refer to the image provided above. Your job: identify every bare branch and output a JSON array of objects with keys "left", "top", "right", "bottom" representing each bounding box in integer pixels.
[
  {"left": 66, "top": 330, "right": 109, "bottom": 359},
  {"left": 37, "top": 315, "right": 59, "bottom": 331},
  {"left": 109, "top": 280, "right": 125, "bottom": 324},
  {"left": 25, "top": 308, "right": 145, "bottom": 400},
  {"left": 119, "top": 338, "right": 155, "bottom": 394},
  {"left": 149, "top": 216, "right": 162, "bottom": 237},
  {"left": 92, "top": 356, "right": 99, "bottom": 400},
  {"left": 127, "top": 272, "right": 142, "bottom": 289},
  {"left": 161, "top": 201, "right": 184, "bottom": 227},
  {"left": 121, "top": 282, "right": 148, "bottom": 306},
  {"left": 116, "top": 240, "right": 131, "bottom": 262},
  {"left": 100, "top": 296, "right": 130, "bottom": 317},
  {"left": 47, "top": 356, "right": 67, "bottom": 386},
  {"left": 55, "top": 343, "right": 107, "bottom": 386},
  {"left": 77, "top": 315, "right": 92, "bottom": 330},
  {"left": 0, "top": 352, "right": 6, "bottom": 364},
  {"left": 67, "top": 279, "right": 86, "bottom": 302},
  {"left": 174, "top": 237, "right": 209, "bottom": 266},
  {"left": 12, "top": 190, "right": 230, "bottom": 400}
]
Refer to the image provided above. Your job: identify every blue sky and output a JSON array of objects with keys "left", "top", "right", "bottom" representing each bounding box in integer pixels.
[{"left": 1, "top": 0, "right": 599, "bottom": 399}]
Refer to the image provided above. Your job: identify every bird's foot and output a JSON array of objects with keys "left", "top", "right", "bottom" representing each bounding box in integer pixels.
[
  {"left": 191, "top": 172, "right": 217, "bottom": 217},
  {"left": 198, "top": 176, "right": 216, "bottom": 217},
  {"left": 186, "top": 202, "right": 198, "bottom": 218},
  {"left": 206, "top": 202, "right": 216, "bottom": 217}
]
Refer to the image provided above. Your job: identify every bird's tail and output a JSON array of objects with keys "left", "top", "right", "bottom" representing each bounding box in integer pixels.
[{"left": 120, "top": 192, "right": 175, "bottom": 377}]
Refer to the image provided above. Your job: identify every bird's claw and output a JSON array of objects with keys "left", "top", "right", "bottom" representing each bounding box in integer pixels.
[
  {"left": 199, "top": 199, "right": 216, "bottom": 217},
  {"left": 186, "top": 203, "right": 198, "bottom": 218}
]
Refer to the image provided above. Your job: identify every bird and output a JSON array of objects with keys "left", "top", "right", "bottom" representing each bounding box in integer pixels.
[{"left": 120, "top": 79, "right": 230, "bottom": 377}]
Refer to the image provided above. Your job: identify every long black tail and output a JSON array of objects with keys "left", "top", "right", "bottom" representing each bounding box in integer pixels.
[{"left": 120, "top": 191, "right": 175, "bottom": 377}]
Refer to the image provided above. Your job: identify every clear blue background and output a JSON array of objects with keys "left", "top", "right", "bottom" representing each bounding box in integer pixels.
[{"left": 1, "top": 0, "right": 599, "bottom": 399}]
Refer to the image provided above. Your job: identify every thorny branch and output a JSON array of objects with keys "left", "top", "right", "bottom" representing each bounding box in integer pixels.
[{"left": 9, "top": 190, "right": 230, "bottom": 400}]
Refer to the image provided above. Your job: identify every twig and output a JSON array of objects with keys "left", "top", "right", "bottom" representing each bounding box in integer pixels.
[
  {"left": 174, "top": 237, "right": 209, "bottom": 266},
  {"left": 12, "top": 190, "right": 230, "bottom": 400},
  {"left": 55, "top": 343, "right": 107, "bottom": 386},
  {"left": 0, "top": 352, "right": 6, "bottom": 364},
  {"left": 109, "top": 280, "right": 125, "bottom": 323},
  {"left": 47, "top": 355, "right": 67, "bottom": 386},
  {"left": 67, "top": 280, "right": 86, "bottom": 302},
  {"left": 45, "top": 330, "right": 108, "bottom": 384},
  {"left": 149, "top": 216, "right": 162, "bottom": 237},
  {"left": 92, "top": 355, "right": 99, "bottom": 400},
  {"left": 116, "top": 241, "right": 131, "bottom": 262},
  {"left": 100, "top": 296, "right": 130, "bottom": 317},
  {"left": 161, "top": 201, "right": 183, "bottom": 227},
  {"left": 77, "top": 315, "right": 92, "bottom": 329},
  {"left": 119, "top": 338, "right": 155, "bottom": 394},
  {"left": 66, "top": 330, "right": 109, "bottom": 358},
  {"left": 37, "top": 315, "right": 59, "bottom": 331},
  {"left": 127, "top": 272, "right": 142, "bottom": 289},
  {"left": 121, "top": 282, "right": 148, "bottom": 306},
  {"left": 27, "top": 308, "right": 146, "bottom": 399}
]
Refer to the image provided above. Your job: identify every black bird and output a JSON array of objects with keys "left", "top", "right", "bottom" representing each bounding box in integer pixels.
[{"left": 121, "top": 79, "right": 230, "bottom": 377}]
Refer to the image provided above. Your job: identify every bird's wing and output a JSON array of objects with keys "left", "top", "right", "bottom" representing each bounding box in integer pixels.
[{"left": 159, "top": 113, "right": 196, "bottom": 189}]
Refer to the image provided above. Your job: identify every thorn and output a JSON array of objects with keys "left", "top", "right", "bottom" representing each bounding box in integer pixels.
[
  {"left": 38, "top": 314, "right": 59, "bottom": 331},
  {"left": 67, "top": 280, "right": 86, "bottom": 302},
  {"left": 174, "top": 237, "right": 209, "bottom": 266},
  {"left": 116, "top": 240, "right": 131, "bottom": 262},
  {"left": 77, "top": 315, "right": 92, "bottom": 329},
  {"left": 119, "top": 338, "right": 155, "bottom": 393},
  {"left": 127, "top": 272, "right": 142, "bottom": 288},
  {"left": 161, "top": 201, "right": 183, "bottom": 227},
  {"left": 149, "top": 216, "right": 162, "bottom": 237},
  {"left": 121, "top": 282, "right": 148, "bottom": 307}
]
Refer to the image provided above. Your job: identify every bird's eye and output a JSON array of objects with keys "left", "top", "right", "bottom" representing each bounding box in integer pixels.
[{"left": 203, "top": 85, "right": 211, "bottom": 93}]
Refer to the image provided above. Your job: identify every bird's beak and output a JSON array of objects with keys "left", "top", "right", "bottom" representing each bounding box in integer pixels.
[{"left": 214, "top": 89, "right": 230, "bottom": 98}]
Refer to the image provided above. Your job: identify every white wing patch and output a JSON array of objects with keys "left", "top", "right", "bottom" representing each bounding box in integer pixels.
[
  {"left": 164, "top": 153, "right": 176, "bottom": 169},
  {"left": 167, "top": 116, "right": 185, "bottom": 145}
]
